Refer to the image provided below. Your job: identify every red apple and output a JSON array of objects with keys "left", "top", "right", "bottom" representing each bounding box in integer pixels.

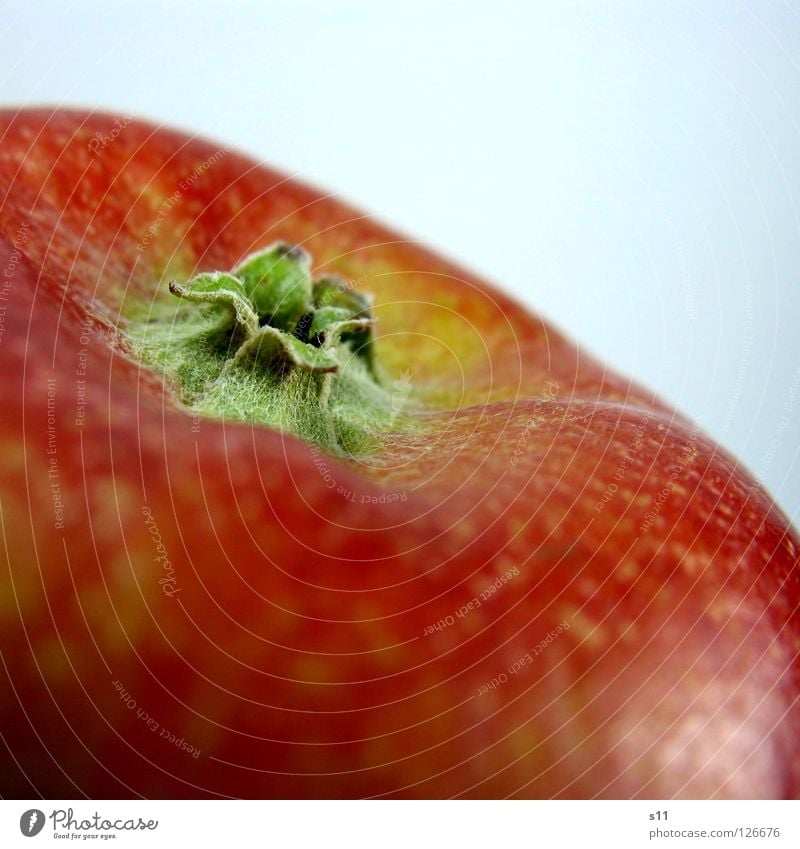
[{"left": 0, "top": 108, "right": 797, "bottom": 799}]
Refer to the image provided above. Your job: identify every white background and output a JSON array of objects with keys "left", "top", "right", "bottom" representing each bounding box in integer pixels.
[{"left": 3, "top": 0, "right": 799, "bottom": 521}]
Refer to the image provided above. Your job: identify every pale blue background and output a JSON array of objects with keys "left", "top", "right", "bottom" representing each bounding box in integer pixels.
[{"left": 3, "top": 0, "right": 799, "bottom": 522}]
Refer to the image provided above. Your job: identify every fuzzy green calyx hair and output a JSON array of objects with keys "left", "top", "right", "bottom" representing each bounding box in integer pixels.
[{"left": 129, "top": 243, "right": 410, "bottom": 456}]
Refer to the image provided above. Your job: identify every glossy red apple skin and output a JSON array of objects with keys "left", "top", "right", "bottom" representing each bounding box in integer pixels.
[{"left": 0, "top": 108, "right": 797, "bottom": 799}]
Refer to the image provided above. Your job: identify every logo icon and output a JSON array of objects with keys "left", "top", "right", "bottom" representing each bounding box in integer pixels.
[{"left": 19, "top": 809, "right": 45, "bottom": 837}]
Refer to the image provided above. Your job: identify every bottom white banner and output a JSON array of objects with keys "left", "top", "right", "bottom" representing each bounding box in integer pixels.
[{"left": 1, "top": 800, "right": 797, "bottom": 848}]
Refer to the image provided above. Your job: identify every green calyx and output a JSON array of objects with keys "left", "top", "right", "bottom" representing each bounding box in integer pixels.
[{"left": 128, "top": 243, "right": 410, "bottom": 456}]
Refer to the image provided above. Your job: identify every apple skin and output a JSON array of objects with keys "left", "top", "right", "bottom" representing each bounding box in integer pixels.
[{"left": 0, "top": 108, "right": 797, "bottom": 799}]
